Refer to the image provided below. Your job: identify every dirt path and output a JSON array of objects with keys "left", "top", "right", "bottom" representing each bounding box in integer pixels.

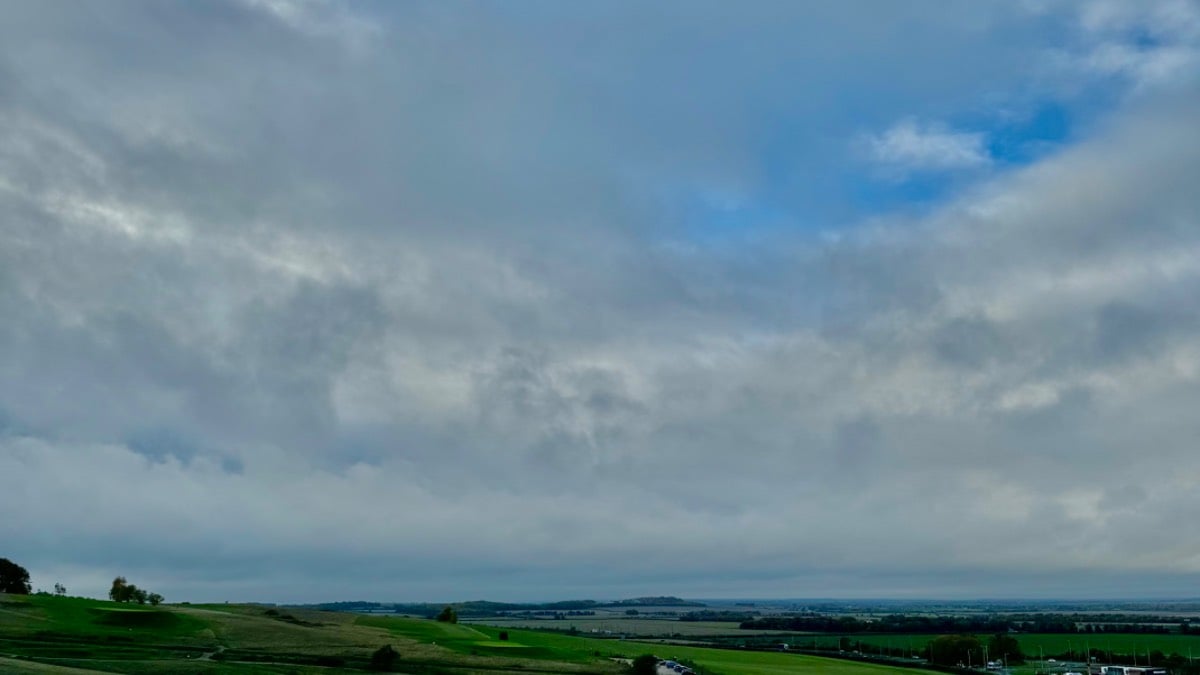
[{"left": 198, "top": 644, "right": 226, "bottom": 661}]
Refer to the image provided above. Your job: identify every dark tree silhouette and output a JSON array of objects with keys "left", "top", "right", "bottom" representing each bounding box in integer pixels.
[
  {"left": 0, "top": 558, "right": 32, "bottom": 595},
  {"left": 108, "top": 576, "right": 160, "bottom": 605},
  {"left": 631, "top": 654, "right": 659, "bottom": 675}
]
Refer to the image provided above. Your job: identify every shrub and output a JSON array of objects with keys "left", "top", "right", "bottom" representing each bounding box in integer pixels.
[
  {"left": 631, "top": 654, "right": 659, "bottom": 675},
  {"left": 370, "top": 644, "right": 400, "bottom": 671}
]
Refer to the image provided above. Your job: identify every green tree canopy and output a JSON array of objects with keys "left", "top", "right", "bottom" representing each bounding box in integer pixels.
[
  {"left": 630, "top": 654, "right": 659, "bottom": 675},
  {"left": 930, "top": 634, "right": 983, "bottom": 666},
  {"left": 108, "top": 576, "right": 159, "bottom": 605},
  {"left": 0, "top": 558, "right": 32, "bottom": 595},
  {"left": 988, "top": 633, "right": 1024, "bottom": 664},
  {"left": 436, "top": 606, "right": 458, "bottom": 623}
]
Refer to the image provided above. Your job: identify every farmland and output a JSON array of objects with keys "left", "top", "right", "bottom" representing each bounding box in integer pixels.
[
  {"left": 454, "top": 626, "right": 951, "bottom": 675},
  {"left": 766, "top": 634, "right": 1200, "bottom": 660},
  {"left": 8, "top": 590, "right": 1199, "bottom": 674},
  {"left": 0, "top": 592, "right": 950, "bottom": 674},
  {"left": 465, "top": 617, "right": 791, "bottom": 638}
]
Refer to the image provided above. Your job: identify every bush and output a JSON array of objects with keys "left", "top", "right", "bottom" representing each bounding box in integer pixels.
[
  {"left": 631, "top": 654, "right": 659, "bottom": 675},
  {"left": 370, "top": 644, "right": 400, "bottom": 671},
  {"left": 436, "top": 606, "right": 457, "bottom": 623}
]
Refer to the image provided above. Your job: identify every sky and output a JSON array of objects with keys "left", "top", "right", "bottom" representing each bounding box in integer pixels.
[{"left": 2, "top": 0, "right": 1200, "bottom": 603}]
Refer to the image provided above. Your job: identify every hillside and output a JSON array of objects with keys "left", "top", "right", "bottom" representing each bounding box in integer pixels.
[
  {"left": 0, "top": 592, "right": 618, "bottom": 673},
  {"left": 0, "top": 592, "right": 954, "bottom": 675}
]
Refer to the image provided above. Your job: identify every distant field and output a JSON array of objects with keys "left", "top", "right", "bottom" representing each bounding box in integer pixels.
[
  {"left": 467, "top": 617, "right": 801, "bottom": 637},
  {"left": 467, "top": 618, "right": 1200, "bottom": 659},
  {"left": 783, "top": 634, "right": 1200, "bottom": 659},
  {"left": 462, "top": 624, "right": 948, "bottom": 675}
]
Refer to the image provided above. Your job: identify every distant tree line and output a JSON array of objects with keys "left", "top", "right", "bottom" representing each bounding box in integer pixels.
[
  {"left": 741, "top": 613, "right": 1183, "bottom": 634},
  {"left": 680, "top": 610, "right": 758, "bottom": 623},
  {"left": 310, "top": 597, "right": 701, "bottom": 618},
  {"left": 742, "top": 614, "right": 1011, "bottom": 633},
  {"left": 607, "top": 596, "right": 704, "bottom": 607}
]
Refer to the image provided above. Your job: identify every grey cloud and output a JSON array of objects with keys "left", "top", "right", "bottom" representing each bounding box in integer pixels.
[{"left": 1, "top": 1, "right": 1199, "bottom": 601}]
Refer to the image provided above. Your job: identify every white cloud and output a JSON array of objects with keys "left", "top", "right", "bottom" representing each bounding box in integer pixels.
[
  {"left": 1051, "top": 0, "right": 1200, "bottom": 91},
  {"left": 239, "top": 0, "right": 379, "bottom": 52},
  {"left": 864, "top": 118, "right": 991, "bottom": 174}
]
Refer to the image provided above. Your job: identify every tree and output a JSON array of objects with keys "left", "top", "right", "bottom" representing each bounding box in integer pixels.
[
  {"left": 109, "top": 576, "right": 159, "bottom": 605},
  {"left": 930, "top": 635, "right": 982, "bottom": 667},
  {"left": 110, "top": 576, "right": 129, "bottom": 602},
  {"left": 0, "top": 558, "right": 32, "bottom": 595},
  {"left": 53, "top": 583, "right": 66, "bottom": 596},
  {"left": 988, "top": 633, "right": 1024, "bottom": 664},
  {"left": 370, "top": 644, "right": 400, "bottom": 671},
  {"left": 630, "top": 654, "right": 659, "bottom": 675},
  {"left": 436, "top": 606, "right": 457, "bottom": 623}
]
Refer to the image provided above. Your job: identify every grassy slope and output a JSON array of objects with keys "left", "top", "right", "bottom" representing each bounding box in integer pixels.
[{"left": 0, "top": 594, "right": 618, "bottom": 673}]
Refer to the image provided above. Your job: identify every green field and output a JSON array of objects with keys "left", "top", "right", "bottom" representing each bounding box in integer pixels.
[
  {"left": 20, "top": 592, "right": 1178, "bottom": 675},
  {"left": 0, "top": 592, "right": 955, "bottom": 674},
  {"left": 778, "top": 634, "right": 1200, "bottom": 660},
  {"left": 468, "top": 617, "right": 795, "bottom": 638},
  {"left": 468, "top": 617, "right": 1200, "bottom": 662},
  {"left": 453, "top": 625, "right": 952, "bottom": 675}
]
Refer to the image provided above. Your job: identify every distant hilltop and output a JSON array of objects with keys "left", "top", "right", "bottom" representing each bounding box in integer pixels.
[
  {"left": 606, "top": 596, "right": 705, "bottom": 607},
  {"left": 307, "top": 596, "right": 705, "bottom": 617}
]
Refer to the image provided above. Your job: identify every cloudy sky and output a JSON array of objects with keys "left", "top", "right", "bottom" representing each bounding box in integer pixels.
[{"left": 2, "top": 1, "right": 1200, "bottom": 603}]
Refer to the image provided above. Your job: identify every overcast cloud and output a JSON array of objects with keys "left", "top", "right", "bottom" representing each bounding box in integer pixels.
[{"left": 2, "top": 1, "right": 1200, "bottom": 602}]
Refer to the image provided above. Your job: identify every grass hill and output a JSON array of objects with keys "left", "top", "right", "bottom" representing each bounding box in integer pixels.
[
  {"left": 0, "top": 592, "right": 616, "bottom": 673},
  {"left": 0, "top": 592, "right": 950, "bottom": 675}
]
